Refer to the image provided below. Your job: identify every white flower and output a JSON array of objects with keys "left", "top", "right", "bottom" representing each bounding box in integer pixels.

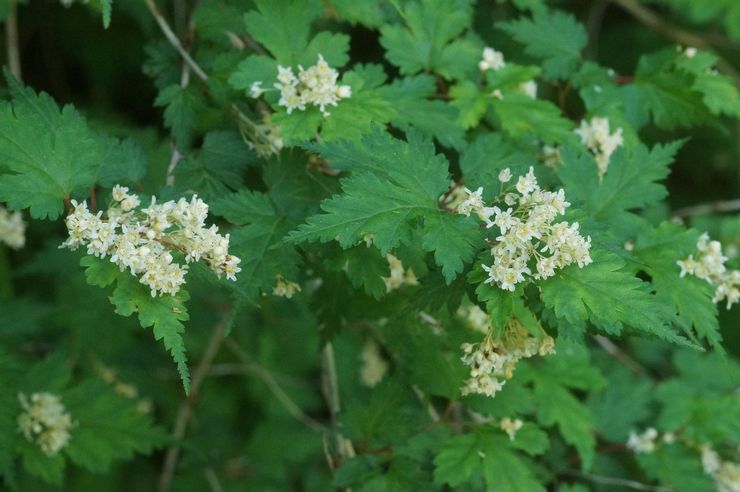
[
  {"left": 0, "top": 204, "right": 26, "bottom": 249},
  {"left": 275, "top": 55, "right": 350, "bottom": 117},
  {"left": 515, "top": 167, "right": 538, "bottom": 195},
  {"left": 498, "top": 168, "right": 512, "bottom": 183},
  {"left": 685, "top": 47, "right": 698, "bottom": 58},
  {"left": 479, "top": 47, "right": 505, "bottom": 71},
  {"left": 626, "top": 428, "right": 658, "bottom": 454},
  {"left": 678, "top": 233, "right": 739, "bottom": 309},
  {"left": 500, "top": 418, "right": 523, "bottom": 440},
  {"left": 17, "top": 392, "right": 74, "bottom": 456},
  {"left": 382, "top": 253, "right": 418, "bottom": 292},
  {"left": 575, "top": 116, "right": 624, "bottom": 178},
  {"left": 60, "top": 187, "right": 241, "bottom": 297},
  {"left": 460, "top": 320, "right": 555, "bottom": 398},
  {"left": 273, "top": 275, "right": 301, "bottom": 298},
  {"left": 249, "top": 81, "right": 265, "bottom": 98},
  {"left": 517, "top": 80, "right": 537, "bottom": 99},
  {"left": 360, "top": 339, "right": 388, "bottom": 387}
]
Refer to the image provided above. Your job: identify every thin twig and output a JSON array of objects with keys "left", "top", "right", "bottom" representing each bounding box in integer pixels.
[
  {"left": 6, "top": 0, "right": 21, "bottom": 80},
  {"left": 144, "top": 0, "right": 208, "bottom": 83},
  {"left": 565, "top": 469, "right": 674, "bottom": 492},
  {"left": 611, "top": 0, "right": 740, "bottom": 84},
  {"left": 592, "top": 335, "right": 649, "bottom": 377},
  {"left": 158, "top": 315, "right": 228, "bottom": 492},
  {"left": 203, "top": 467, "right": 224, "bottom": 492},
  {"left": 321, "top": 342, "right": 355, "bottom": 466},
  {"left": 224, "top": 339, "right": 328, "bottom": 432},
  {"left": 671, "top": 198, "right": 740, "bottom": 218}
]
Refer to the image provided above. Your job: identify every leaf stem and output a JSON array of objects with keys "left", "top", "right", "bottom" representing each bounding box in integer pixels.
[
  {"left": 671, "top": 198, "right": 740, "bottom": 218},
  {"left": 5, "top": 0, "right": 21, "bottom": 81},
  {"left": 158, "top": 312, "right": 229, "bottom": 492}
]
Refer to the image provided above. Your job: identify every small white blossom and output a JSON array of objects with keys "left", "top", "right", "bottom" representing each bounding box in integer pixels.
[
  {"left": 498, "top": 168, "right": 512, "bottom": 183},
  {"left": 247, "top": 113, "right": 284, "bottom": 158},
  {"left": 249, "top": 81, "right": 265, "bottom": 98},
  {"left": 479, "top": 47, "right": 505, "bottom": 71},
  {"left": 685, "top": 47, "right": 698, "bottom": 58},
  {"left": 461, "top": 168, "right": 589, "bottom": 292},
  {"left": 575, "top": 116, "right": 624, "bottom": 178},
  {"left": 542, "top": 145, "right": 561, "bottom": 168},
  {"left": 457, "top": 303, "right": 490, "bottom": 334},
  {"left": 517, "top": 80, "right": 537, "bottom": 99},
  {"left": 500, "top": 418, "right": 523, "bottom": 440},
  {"left": 273, "top": 275, "right": 301, "bottom": 298},
  {"left": 17, "top": 392, "right": 74, "bottom": 456},
  {"left": 274, "top": 55, "right": 350, "bottom": 116},
  {"left": 678, "top": 233, "right": 739, "bottom": 309},
  {"left": 460, "top": 318, "right": 555, "bottom": 398},
  {"left": 626, "top": 428, "right": 658, "bottom": 454},
  {"left": 60, "top": 188, "right": 241, "bottom": 297},
  {"left": 382, "top": 253, "right": 418, "bottom": 292},
  {"left": 0, "top": 204, "right": 25, "bottom": 249},
  {"left": 360, "top": 339, "right": 388, "bottom": 387}
]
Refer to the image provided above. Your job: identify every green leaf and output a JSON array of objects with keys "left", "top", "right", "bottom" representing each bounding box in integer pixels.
[
  {"left": 110, "top": 276, "right": 191, "bottom": 394},
  {"left": 434, "top": 429, "right": 545, "bottom": 491},
  {"left": 493, "top": 94, "right": 574, "bottom": 144},
  {"left": 289, "top": 130, "right": 481, "bottom": 282},
  {"left": 636, "top": 442, "right": 715, "bottom": 492},
  {"left": 174, "top": 130, "right": 255, "bottom": 200},
  {"left": 450, "top": 81, "right": 489, "bottom": 129},
  {"left": 62, "top": 380, "right": 166, "bottom": 472},
  {"left": 540, "top": 248, "right": 690, "bottom": 346},
  {"left": 211, "top": 189, "right": 301, "bottom": 301},
  {"left": 97, "top": 136, "right": 147, "bottom": 188},
  {"left": 634, "top": 222, "right": 721, "bottom": 348},
  {"left": 154, "top": 84, "right": 207, "bottom": 149},
  {"left": 0, "top": 74, "right": 100, "bottom": 219},
  {"left": 498, "top": 10, "right": 587, "bottom": 80},
  {"left": 380, "top": 0, "right": 477, "bottom": 80},
  {"left": 559, "top": 141, "right": 683, "bottom": 227},
  {"left": 101, "top": 0, "right": 112, "bottom": 28},
  {"left": 81, "top": 255, "right": 119, "bottom": 288}
]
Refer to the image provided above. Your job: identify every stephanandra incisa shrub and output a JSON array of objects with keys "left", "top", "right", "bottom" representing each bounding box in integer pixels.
[{"left": 0, "top": 0, "right": 738, "bottom": 490}]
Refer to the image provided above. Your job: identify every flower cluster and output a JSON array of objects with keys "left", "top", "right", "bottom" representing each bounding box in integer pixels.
[
  {"left": 701, "top": 445, "right": 740, "bottom": 492},
  {"left": 500, "top": 418, "right": 523, "bottom": 441},
  {"left": 678, "top": 233, "right": 739, "bottom": 309},
  {"left": 460, "top": 318, "right": 555, "bottom": 398},
  {"left": 575, "top": 116, "right": 624, "bottom": 178},
  {"left": 360, "top": 339, "right": 388, "bottom": 387},
  {"left": 626, "top": 427, "right": 659, "bottom": 454},
  {"left": 247, "top": 113, "right": 284, "bottom": 158},
  {"left": 99, "top": 366, "right": 152, "bottom": 414},
  {"left": 61, "top": 185, "right": 241, "bottom": 297},
  {"left": 457, "top": 167, "right": 592, "bottom": 291},
  {"left": 0, "top": 204, "right": 25, "bottom": 249},
  {"left": 457, "top": 303, "right": 490, "bottom": 334},
  {"left": 17, "top": 392, "right": 74, "bottom": 456},
  {"left": 272, "top": 55, "right": 351, "bottom": 116},
  {"left": 273, "top": 274, "right": 301, "bottom": 298},
  {"left": 382, "top": 253, "right": 418, "bottom": 292},
  {"left": 478, "top": 47, "right": 537, "bottom": 99}
]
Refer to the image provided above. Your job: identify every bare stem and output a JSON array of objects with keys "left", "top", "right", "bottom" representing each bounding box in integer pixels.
[
  {"left": 144, "top": 0, "right": 208, "bottom": 83},
  {"left": 672, "top": 198, "right": 740, "bottom": 218},
  {"left": 224, "top": 339, "right": 328, "bottom": 432},
  {"left": 5, "top": 0, "right": 21, "bottom": 80},
  {"left": 611, "top": 0, "right": 740, "bottom": 84},
  {"left": 592, "top": 335, "right": 649, "bottom": 377},
  {"left": 565, "top": 469, "right": 674, "bottom": 492},
  {"left": 158, "top": 315, "right": 228, "bottom": 492}
]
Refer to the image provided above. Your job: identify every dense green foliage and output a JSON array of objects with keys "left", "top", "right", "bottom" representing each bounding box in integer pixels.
[{"left": 0, "top": 0, "right": 738, "bottom": 490}]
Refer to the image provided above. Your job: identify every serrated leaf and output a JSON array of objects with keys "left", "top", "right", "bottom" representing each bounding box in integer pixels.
[
  {"left": 81, "top": 255, "right": 119, "bottom": 288},
  {"left": 634, "top": 222, "right": 721, "bottom": 348},
  {"left": 110, "top": 276, "right": 191, "bottom": 393},
  {"left": 154, "top": 84, "right": 206, "bottom": 149},
  {"left": 289, "top": 131, "right": 481, "bottom": 282},
  {"left": 380, "top": 0, "right": 476, "bottom": 80},
  {"left": 434, "top": 429, "right": 545, "bottom": 491},
  {"left": 62, "top": 380, "right": 166, "bottom": 472},
  {"left": 493, "top": 94, "right": 574, "bottom": 144},
  {"left": 540, "top": 248, "right": 690, "bottom": 346},
  {"left": 0, "top": 75, "right": 100, "bottom": 219},
  {"left": 498, "top": 10, "right": 586, "bottom": 80}
]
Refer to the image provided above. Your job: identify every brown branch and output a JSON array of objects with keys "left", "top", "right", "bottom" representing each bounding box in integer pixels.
[
  {"left": 564, "top": 469, "right": 674, "bottom": 492},
  {"left": 158, "top": 314, "right": 229, "bottom": 492},
  {"left": 592, "top": 335, "right": 650, "bottom": 378}
]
